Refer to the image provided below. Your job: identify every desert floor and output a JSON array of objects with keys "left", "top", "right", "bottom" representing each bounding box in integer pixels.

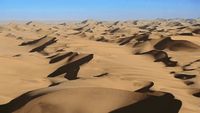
[{"left": 0, "top": 19, "right": 200, "bottom": 113}]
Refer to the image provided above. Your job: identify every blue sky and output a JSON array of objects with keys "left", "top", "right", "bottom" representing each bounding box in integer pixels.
[{"left": 0, "top": 0, "right": 200, "bottom": 21}]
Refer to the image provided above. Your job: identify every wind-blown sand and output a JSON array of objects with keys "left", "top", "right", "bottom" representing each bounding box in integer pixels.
[{"left": 0, "top": 19, "right": 200, "bottom": 113}]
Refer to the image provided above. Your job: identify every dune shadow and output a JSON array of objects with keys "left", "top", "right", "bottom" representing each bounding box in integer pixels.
[
  {"left": 136, "top": 50, "right": 178, "bottom": 67},
  {"left": 48, "top": 54, "right": 93, "bottom": 80},
  {"left": 110, "top": 93, "right": 182, "bottom": 113}
]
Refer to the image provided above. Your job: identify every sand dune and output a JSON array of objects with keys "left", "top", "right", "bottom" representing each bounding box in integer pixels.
[
  {"left": 0, "top": 19, "right": 200, "bottom": 113},
  {"left": 1, "top": 87, "right": 182, "bottom": 113},
  {"left": 154, "top": 37, "right": 200, "bottom": 51}
]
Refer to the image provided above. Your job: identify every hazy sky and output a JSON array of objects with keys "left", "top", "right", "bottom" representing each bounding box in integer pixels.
[{"left": 0, "top": 0, "right": 200, "bottom": 21}]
